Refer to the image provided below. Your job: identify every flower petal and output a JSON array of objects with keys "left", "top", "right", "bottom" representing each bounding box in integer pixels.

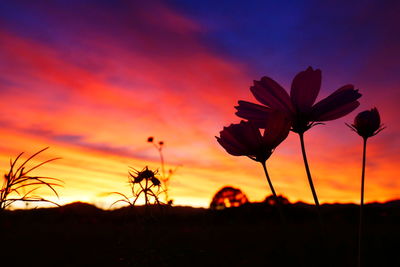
[
  {"left": 250, "top": 77, "right": 294, "bottom": 114},
  {"left": 217, "top": 127, "right": 247, "bottom": 156},
  {"left": 238, "top": 121, "right": 264, "bottom": 151},
  {"left": 216, "top": 121, "right": 263, "bottom": 157},
  {"left": 262, "top": 111, "right": 291, "bottom": 149},
  {"left": 369, "top": 107, "right": 381, "bottom": 129},
  {"left": 314, "top": 101, "right": 360, "bottom": 121},
  {"left": 290, "top": 66, "right": 321, "bottom": 113},
  {"left": 310, "top": 84, "right": 362, "bottom": 121},
  {"left": 235, "top": 100, "right": 274, "bottom": 128},
  {"left": 216, "top": 136, "right": 244, "bottom": 156}
]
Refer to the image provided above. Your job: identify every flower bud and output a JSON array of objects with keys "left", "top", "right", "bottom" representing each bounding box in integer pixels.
[{"left": 348, "top": 108, "right": 385, "bottom": 138}]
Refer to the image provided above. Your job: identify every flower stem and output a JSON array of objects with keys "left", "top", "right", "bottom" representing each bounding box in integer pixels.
[
  {"left": 299, "top": 133, "right": 320, "bottom": 207},
  {"left": 154, "top": 143, "right": 169, "bottom": 203},
  {"left": 261, "top": 161, "right": 286, "bottom": 224},
  {"left": 298, "top": 133, "right": 324, "bottom": 231},
  {"left": 145, "top": 178, "right": 149, "bottom": 206},
  {"left": 158, "top": 147, "right": 169, "bottom": 203},
  {"left": 358, "top": 137, "right": 367, "bottom": 267},
  {"left": 157, "top": 147, "right": 166, "bottom": 180}
]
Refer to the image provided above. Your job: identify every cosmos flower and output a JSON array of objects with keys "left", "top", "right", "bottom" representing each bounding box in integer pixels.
[
  {"left": 348, "top": 108, "right": 385, "bottom": 266},
  {"left": 216, "top": 112, "right": 290, "bottom": 224},
  {"left": 235, "top": 67, "right": 362, "bottom": 133},
  {"left": 216, "top": 112, "right": 290, "bottom": 163},
  {"left": 347, "top": 108, "right": 385, "bottom": 139},
  {"left": 129, "top": 166, "right": 157, "bottom": 184},
  {"left": 235, "top": 67, "right": 361, "bottom": 230}
]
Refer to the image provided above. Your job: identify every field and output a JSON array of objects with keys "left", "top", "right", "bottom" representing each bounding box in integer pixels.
[{"left": 1, "top": 201, "right": 399, "bottom": 267}]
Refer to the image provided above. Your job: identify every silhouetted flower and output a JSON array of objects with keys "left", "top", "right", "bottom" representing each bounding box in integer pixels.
[
  {"left": 141, "top": 168, "right": 155, "bottom": 179},
  {"left": 111, "top": 166, "right": 163, "bottom": 208},
  {"left": 347, "top": 108, "right": 385, "bottom": 139},
  {"left": 216, "top": 112, "right": 290, "bottom": 162},
  {"left": 348, "top": 108, "right": 385, "bottom": 266},
  {"left": 147, "top": 137, "right": 154, "bottom": 143},
  {"left": 151, "top": 177, "right": 161, "bottom": 186},
  {"left": 236, "top": 67, "right": 362, "bottom": 133},
  {"left": 131, "top": 174, "right": 144, "bottom": 183},
  {"left": 236, "top": 67, "right": 361, "bottom": 231},
  {"left": 130, "top": 166, "right": 156, "bottom": 183}
]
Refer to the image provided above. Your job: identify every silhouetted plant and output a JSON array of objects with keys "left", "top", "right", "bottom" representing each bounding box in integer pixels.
[
  {"left": 147, "top": 136, "right": 178, "bottom": 205},
  {"left": 216, "top": 111, "right": 290, "bottom": 223},
  {"left": 265, "top": 194, "right": 290, "bottom": 206},
  {"left": 347, "top": 107, "right": 385, "bottom": 267},
  {"left": 236, "top": 66, "right": 361, "bottom": 229},
  {"left": 0, "top": 147, "right": 62, "bottom": 212},
  {"left": 210, "top": 186, "right": 249, "bottom": 210},
  {"left": 111, "top": 166, "right": 164, "bottom": 207}
]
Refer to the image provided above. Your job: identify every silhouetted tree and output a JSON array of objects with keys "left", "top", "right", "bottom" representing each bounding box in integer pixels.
[
  {"left": 264, "top": 195, "right": 290, "bottom": 206},
  {"left": 210, "top": 186, "right": 249, "bottom": 210}
]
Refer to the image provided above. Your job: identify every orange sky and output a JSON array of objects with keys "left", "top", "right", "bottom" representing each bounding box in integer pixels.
[{"left": 1, "top": 1, "right": 399, "bottom": 208}]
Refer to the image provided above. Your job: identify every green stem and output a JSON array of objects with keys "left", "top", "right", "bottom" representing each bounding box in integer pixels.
[
  {"left": 358, "top": 137, "right": 367, "bottom": 267},
  {"left": 261, "top": 161, "right": 286, "bottom": 224}
]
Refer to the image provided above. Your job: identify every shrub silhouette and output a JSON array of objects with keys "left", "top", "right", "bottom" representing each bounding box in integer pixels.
[
  {"left": 210, "top": 186, "right": 249, "bottom": 210},
  {"left": 265, "top": 195, "right": 290, "bottom": 206}
]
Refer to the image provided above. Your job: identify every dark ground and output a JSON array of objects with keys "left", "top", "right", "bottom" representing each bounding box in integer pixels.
[{"left": 1, "top": 201, "right": 399, "bottom": 267}]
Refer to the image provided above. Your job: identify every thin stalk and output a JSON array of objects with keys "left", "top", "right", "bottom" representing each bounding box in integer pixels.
[
  {"left": 299, "top": 133, "right": 320, "bottom": 208},
  {"left": 152, "top": 143, "right": 166, "bottom": 179},
  {"left": 298, "top": 133, "right": 323, "bottom": 226},
  {"left": 144, "top": 178, "right": 149, "bottom": 206},
  {"left": 158, "top": 147, "right": 166, "bottom": 180},
  {"left": 299, "top": 132, "right": 329, "bottom": 266},
  {"left": 154, "top": 143, "right": 169, "bottom": 203},
  {"left": 358, "top": 137, "right": 367, "bottom": 267},
  {"left": 158, "top": 147, "right": 169, "bottom": 202},
  {"left": 261, "top": 161, "right": 286, "bottom": 224}
]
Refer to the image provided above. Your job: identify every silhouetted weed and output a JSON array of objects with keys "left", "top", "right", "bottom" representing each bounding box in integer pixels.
[
  {"left": 0, "top": 147, "right": 62, "bottom": 212},
  {"left": 111, "top": 166, "right": 164, "bottom": 208}
]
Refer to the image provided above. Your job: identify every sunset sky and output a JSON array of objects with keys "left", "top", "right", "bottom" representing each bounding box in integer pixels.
[{"left": 1, "top": 1, "right": 399, "bottom": 208}]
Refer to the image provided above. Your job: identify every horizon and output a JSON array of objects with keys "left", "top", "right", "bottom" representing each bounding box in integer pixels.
[
  {"left": 1, "top": 1, "right": 399, "bottom": 209},
  {"left": 8, "top": 197, "right": 400, "bottom": 212}
]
